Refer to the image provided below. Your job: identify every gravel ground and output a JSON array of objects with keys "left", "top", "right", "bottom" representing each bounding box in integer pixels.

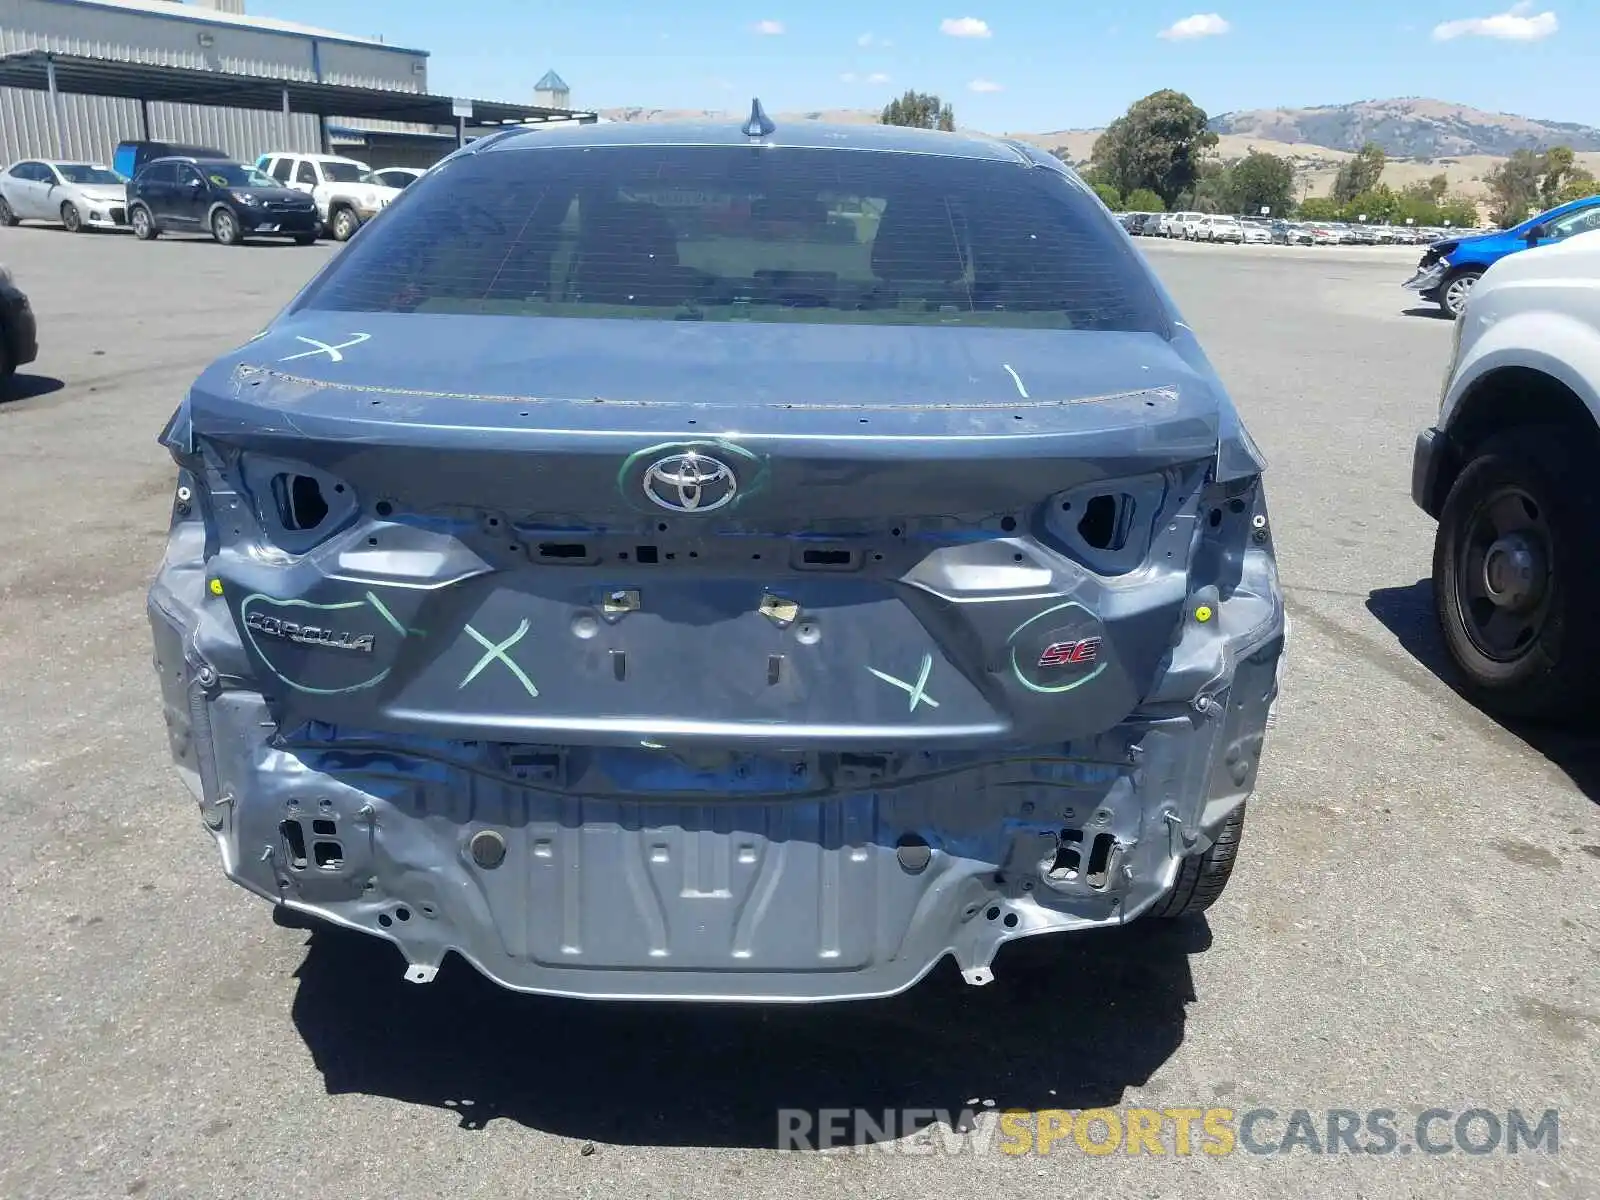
[{"left": 0, "top": 225, "right": 1594, "bottom": 1200}]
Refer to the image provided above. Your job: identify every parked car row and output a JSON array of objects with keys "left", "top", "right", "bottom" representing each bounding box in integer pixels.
[
  {"left": 1117, "top": 209, "right": 1463, "bottom": 247},
  {"left": 0, "top": 140, "right": 428, "bottom": 246}
]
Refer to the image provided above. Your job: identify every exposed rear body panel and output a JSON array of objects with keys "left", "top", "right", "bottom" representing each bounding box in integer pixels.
[{"left": 148, "top": 120, "right": 1286, "bottom": 1000}]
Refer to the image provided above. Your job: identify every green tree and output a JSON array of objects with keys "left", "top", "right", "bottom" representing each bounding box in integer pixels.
[
  {"left": 880, "top": 90, "right": 954, "bottom": 131},
  {"left": 1400, "top": 174, "right": 1449, "bottom": 207},
  {"left": 1331, "top": 142, "right": 1386, "bottom": 204},
  {"left": 1123, "top": 187, "right": 1165, "bottom": 212},
  {"left": 1227, "top": 150, "right": 1296, "bottom": 216},
  {"left": 1089, "top": 89, "right": 1218, "bottom": 208},
  {"left": 1091, "top": 181, "right": 1123, "bottom": 210},
  {"left": 1297, "top": 196, "right": 1342, "bottom": 221},
  {"left": 1484, "top": 149, "right": 1543, "bottom": 226},
  {"left": 1538, "top": 146, "right": 1577, "bottom": 206},
  {"left": 1077, "top": 163, "right": 1113, "bottom": 189},
  {"left": 1437, "top": 195, "right": 1481, "bottom": 228},
  {"left": 1556, "top": 173, "right": 1600, "bottom": 204},
  {"left": 1346, "top": 184, "right": 1400, "bottom": 223},
  {"left": 1190, "top": 160, "right": 1234, "bottom": 212}
]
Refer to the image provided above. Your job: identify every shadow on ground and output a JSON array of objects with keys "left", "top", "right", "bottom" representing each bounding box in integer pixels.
[
  {"left": 287, "top": 913, "right": 1207, "bottom": 1146},
  {"left": 0, "top": 373, "right": 65, "bottom": 403},
  {"left": 1367, "top": 579, "right": 1600, "bottom": 803},
  {"left": 1401, "top": 306, "right": 1451, "bottom": 320}
]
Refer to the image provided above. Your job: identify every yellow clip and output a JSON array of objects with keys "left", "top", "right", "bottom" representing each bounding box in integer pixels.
[
  {"left": 209, "top": 578, "right": 224, "bottom": 596},
  {"left": 1195, "top": 605, "right": 1213, "bottom": 623}
]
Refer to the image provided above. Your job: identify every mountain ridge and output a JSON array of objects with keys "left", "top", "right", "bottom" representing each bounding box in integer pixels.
[
  {"left": 1204, "top": 98, "right": 1600, "bottom": 157},
  {"left": 596, "top": 98, "right": 1600, "bottom": 202},
  {"left": 600, "top": 97, "right": 1600, "bottom": 159}
]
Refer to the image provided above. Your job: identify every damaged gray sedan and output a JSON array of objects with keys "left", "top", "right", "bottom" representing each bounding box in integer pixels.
[{"left": 147, "top": 110, "right": 1285, "bottom": 1002}]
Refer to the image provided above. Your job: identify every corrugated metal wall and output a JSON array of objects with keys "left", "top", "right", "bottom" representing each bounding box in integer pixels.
[{"left": 0, "top": 0, "right": 428, "bottom": 164}]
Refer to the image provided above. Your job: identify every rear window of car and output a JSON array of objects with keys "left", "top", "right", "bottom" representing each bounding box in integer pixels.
[{"left": 300, "top": 143, "right": 1168, "bottom": 332}]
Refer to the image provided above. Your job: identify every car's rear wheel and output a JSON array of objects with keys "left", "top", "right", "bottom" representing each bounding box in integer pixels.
[
  {"left": 1149, "top": 804, "right": 1246, "bottom": 918},
  {"left": 330, "top": 206, "right": 360, "bottom": 241},
  {"left": 211, "top": 208, "right": 242, "bottom": 246},
  {"left": 1433, "top": 426, "right": 1600, "bottom": 721},
  {"left": 0, "top": 195, "right": 18, "bottom": 226},
  {"left": 130, "top": 205, "right": 158, "bottom": 240},
  {"left": 1440, "top": 268, "right": 1483, "bottom": 318},
  {"left": 60, "top": 201, "right": 82, "bottom": 233}
]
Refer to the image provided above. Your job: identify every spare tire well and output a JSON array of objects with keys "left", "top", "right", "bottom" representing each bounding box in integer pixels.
[{"left": 1437, "top": 367, "right": 1599, "bottom": 512}]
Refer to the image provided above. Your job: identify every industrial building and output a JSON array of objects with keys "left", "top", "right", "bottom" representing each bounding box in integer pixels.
[{"left": 0, "top": 0, "right": 589, "bottom": 168}]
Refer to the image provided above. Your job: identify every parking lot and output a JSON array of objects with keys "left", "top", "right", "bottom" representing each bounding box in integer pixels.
[{"left": 1, "top": 226, "right": 1595, "bottom": 1199}]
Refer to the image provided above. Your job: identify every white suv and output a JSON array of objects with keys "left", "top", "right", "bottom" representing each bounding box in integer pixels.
[
  {"left": 255, "top": 152, "right": 401, "bottom": 241},
  {"left": 1411, "top": 230, "right": 1600, "bottom": 718},
  {"left": 1158, "top": 211, "right": 1201, "bottom": 238},
  {"left": 1194, "top": 215, "right": 1243, "bottom": 243}
]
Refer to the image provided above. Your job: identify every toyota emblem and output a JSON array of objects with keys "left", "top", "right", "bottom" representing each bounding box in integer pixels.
[{"left": 642, "top": 451, "right": 738, "bottom": 513}]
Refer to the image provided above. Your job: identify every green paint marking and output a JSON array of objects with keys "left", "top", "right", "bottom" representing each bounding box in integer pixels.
[
  {"left": 1005, "top": 600, "right": 1109, "bottom": 693},
  {"left": 1006, "top": 600, "right": 1092, "bottom": 643},
  {"left": 237, "top": 592, "right": 392, "bottom": 696},
  {"left": 364, "top": 590, "right": 407, "bottom": 636},
  {"left": 1009, "top": 651, "right": 1108, "bottom": 694},
  {"left": 867, "top": 653, "right": 941, "bottom": 711},
  {"left": 460, "top": 620, "right": 538, "bottom": 698},
  {"left": 615, "top": 438, "right": 770, "bottom": 509}
]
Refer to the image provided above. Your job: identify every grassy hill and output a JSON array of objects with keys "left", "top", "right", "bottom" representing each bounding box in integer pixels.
[{"left": 598, "top": 99, "right": 1600, "bottom": 203}]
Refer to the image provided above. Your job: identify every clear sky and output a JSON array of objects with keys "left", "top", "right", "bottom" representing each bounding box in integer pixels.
[{"left": 257, "top": 1, "right": 1593, "bottom": 133}]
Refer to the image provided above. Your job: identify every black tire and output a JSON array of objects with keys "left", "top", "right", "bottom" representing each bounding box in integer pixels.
[
  {"left": 1439, "top": 268, "right": 1484, "bottom": 319},
  {"left": 60, "top": 201, "right": 82, "bottom": 233},
  {"left": 130, "top": 205, "right": 158, "bottom": 240},
  {"left": 0, "top": 329, "right": 12, "bottom": 384},
  {"left": 293, "top": 232, "right": 317, "bottom": 246},
  {"left": 1149, "top": 804, "right": 1246, "bottom": 918},
  {"left": 1432, "top": 426, "right": 1600, "bottom": 721},
  {"left": 0, "top": 195, "right": 17, "bottom": 226},
  {"left": 211, "top": 207, "right": 242, "bottom": 246},
  {"left": 330, "top": 206, "right": 360, "bottom": 242}
]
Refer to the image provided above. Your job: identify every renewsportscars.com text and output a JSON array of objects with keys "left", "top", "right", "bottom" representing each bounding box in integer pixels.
[{"left": 777, "top": 1106, "right": 1560, "bottom": 1156}]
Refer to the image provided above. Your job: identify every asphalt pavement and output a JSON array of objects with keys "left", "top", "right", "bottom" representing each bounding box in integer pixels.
[{"left": 0, "top": 227, "right": 1595, "bottom": 1200}]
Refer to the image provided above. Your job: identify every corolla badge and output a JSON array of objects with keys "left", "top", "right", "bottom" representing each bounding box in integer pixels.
[
  {"left": 245, "top": 611, "right": 374, "bottom": 653},
  {"left": 643, "top": 451, "right": 738, "bottom": 513}
]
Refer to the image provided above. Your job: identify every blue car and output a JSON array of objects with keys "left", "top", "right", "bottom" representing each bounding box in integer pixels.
[
  {"left": 145, "top": 103, "right": 1286, "bottom": 1002},
  {"left": 1403, "top": 193, "right": 1600, "bottom": 317}
]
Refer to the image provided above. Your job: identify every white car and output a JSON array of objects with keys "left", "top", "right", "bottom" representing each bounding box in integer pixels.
[
  {"left": 1194, "top": 215, "right": 1244, "bottom": 243},
  {"left": 1241, "top": 221, "right": 1272, "bottom": 244},
  {"left": 254, "top": 152, "right": 402, "bottom": 241},
  {"left": 1411, "top": 230, "right": 1600, "bottom": 719},
  {"left": 0, "top": 159, "right": 129, "bottom": 232},
  {"left": 1161, "top": 211, "right": 1203, "bottom": 238}
]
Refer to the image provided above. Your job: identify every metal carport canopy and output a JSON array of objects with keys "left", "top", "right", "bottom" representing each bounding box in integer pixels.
[{"left": 0, "top": 48, "right": 597, "bottom": 130}]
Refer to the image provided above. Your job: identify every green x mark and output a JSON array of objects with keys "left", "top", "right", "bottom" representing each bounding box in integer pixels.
[
  {"left": 867, "top": 653, "right": 940, "bottom": 712},
  {"left": 459, "top": 620, "right": 539, "bottom": 698}
]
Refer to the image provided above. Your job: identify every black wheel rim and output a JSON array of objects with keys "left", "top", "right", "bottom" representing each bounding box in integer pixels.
[{"left": 1453, "top": 484, "right": 1555, "bottom": 663}]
